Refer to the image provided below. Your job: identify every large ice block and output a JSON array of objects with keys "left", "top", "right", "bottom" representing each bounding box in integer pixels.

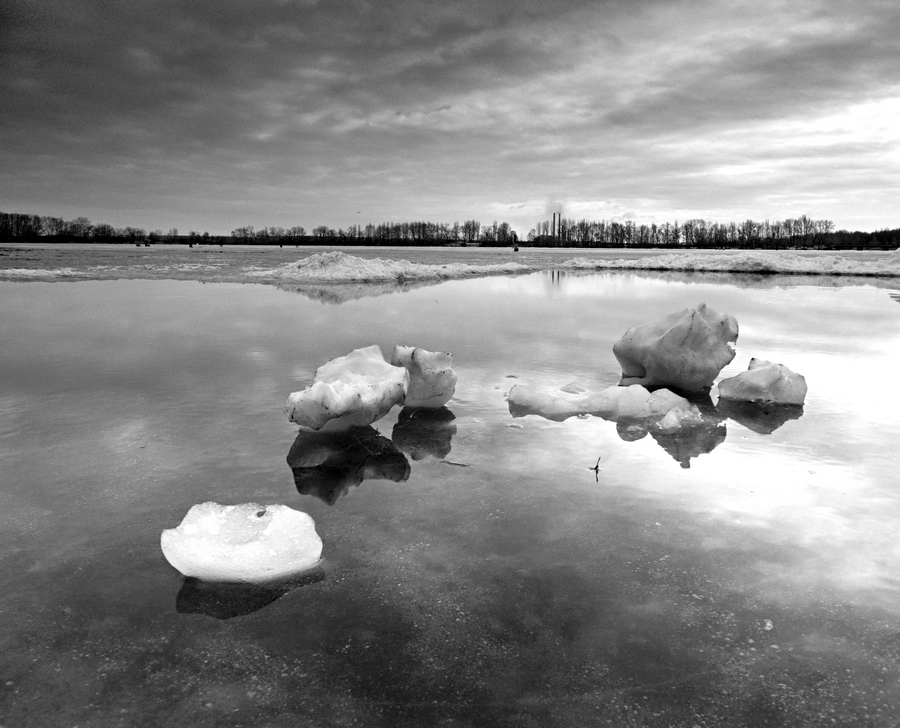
[
  {"left": 717, "top": 358, "right": 807, "bottom": 405},
  {"left": 285, "top": 345, "right": 409, "bottom": 430},
  {"left": 613, "top": 303, "right": 738, "bottom": 392},
  {"left": 390, "top": 345, "right": 457, "bottom": 408}
]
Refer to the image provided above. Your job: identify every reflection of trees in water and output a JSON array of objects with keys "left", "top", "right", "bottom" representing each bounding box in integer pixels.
[
  {"left": 287, "top": 426, "right": 410, "bottom": 505},
  {"left": 889, "top": 290, "right": 900, "bottom": 304},
  {"left": 175, "top": 567, "right": 325, "bottom": 620},
  {"left": 392, "top": 407, "right": 457, "bottom": 461}
]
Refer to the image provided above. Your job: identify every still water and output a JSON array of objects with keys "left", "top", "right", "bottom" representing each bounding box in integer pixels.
[{"left": 2, "top": 270, "right": 900, "bottom": 726}]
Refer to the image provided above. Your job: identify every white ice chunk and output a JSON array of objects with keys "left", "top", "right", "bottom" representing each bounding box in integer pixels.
[
  {"left": 508, "top": 383, "right": 701, "bottom": 427},
  {"left": 390, "top": 345, "right": 457, "bottom": 408},
  {"left": 507, "top": 384, "right": 599, "bottom": 422},
  {"left": 717, "top": 358, "right": 807, "bottom": 405},
  {"left": 160, "top": 502, "right": 323, "bottom": 583},
  {"left": 655, "top": 402, "right": 705, "bottom": 432},
  {"left": 285, "top": 345, "right": 409, "bottom": 430},
  {"left": 613, "top": 303, "right": 739, "bottom": 392}
]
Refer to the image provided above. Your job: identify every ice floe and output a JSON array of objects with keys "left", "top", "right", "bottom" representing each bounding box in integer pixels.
[
  {"left": 717, "top": 358, "right": 807, "bottom": 405},
  {"left": 160, "top": 502, "right": 323, "bottom": 583},
  {"left": 508, "top": 382, "right": 702, "bottom": 427},
  {"left": 284, "top": 345, "right": 409, "bottom": 431},
  {"left": 613, "top": 303, "right": 738, "bottom": 392},
  {"left": 391, "top": 345, "right": 457, "bottom": 408},
  {"left": 559, "top": 250, "right": 900, "bottom": 277}
]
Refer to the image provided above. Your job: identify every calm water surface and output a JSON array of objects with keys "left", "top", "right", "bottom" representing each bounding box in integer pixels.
[{"left": 2, "top": 269, "right": 900, "bottom": 727}]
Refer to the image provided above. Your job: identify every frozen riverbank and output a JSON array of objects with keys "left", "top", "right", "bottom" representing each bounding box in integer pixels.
[{"left": 2, "top": 244, "right": 899, "bottom": 286}]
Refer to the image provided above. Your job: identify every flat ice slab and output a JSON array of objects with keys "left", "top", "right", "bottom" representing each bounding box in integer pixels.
[{"left": 160, "top": 502, "right": 323, "bottom": 583}]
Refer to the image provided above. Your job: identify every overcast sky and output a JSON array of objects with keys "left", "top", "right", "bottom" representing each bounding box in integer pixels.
[{"left": 2, "top": 0, "right": 898, "bottom": 236}]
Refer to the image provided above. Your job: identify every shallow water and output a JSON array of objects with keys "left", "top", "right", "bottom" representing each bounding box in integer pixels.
[{"left": 2, "top": 267, "right": 900, "bottom": 726}]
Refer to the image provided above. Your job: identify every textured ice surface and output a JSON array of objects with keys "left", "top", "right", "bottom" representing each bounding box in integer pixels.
[
  {"left": 160, "top": 502, "right": 323, "bottom": 583},
  {"left": 390, "top": 345, "right": 457, "bottom": 408},
  {"left": 561, "top": 251, "right": 900, "bottom": 277},
  {"left": 252, "top": 251, "right": 530, "bottom": 282},
  {"left": 717, "top": 358, "right": 808, "bottom": 405},
  {"left": 508, "top": 383, "right": 701, "bottom": 426},
  {"left": 285, "top": 345, "right": 409, "bottom": 430},
  {"left": 613, "top": 303, "right": 738, "bottom": 391}
]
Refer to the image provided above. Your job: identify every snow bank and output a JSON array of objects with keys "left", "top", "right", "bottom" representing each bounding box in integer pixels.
[
  {"left": 559, "top": 251, "right": 900, "bottom": 277},
  {"left": 251, "top": 251, "right": 531, "bottom": 282},
  {"left": 254, "top": 250, "right": 900, "bottom": 285},
  {"left": 0, "top": 268, "right": 88, "bottom": 279}
]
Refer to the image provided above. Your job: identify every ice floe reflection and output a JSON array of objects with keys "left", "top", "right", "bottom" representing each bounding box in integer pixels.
[
  {"left": 287, "top": 425, "right": 411, "bottom": 505},
  {"left": 391, "top": 406, "right": 457, "bottom": 461},
  {"left": 509, "top": 388, "right": 802, "bottom": 467},
  {"left": 175, "top": 567, "right": 325, "bottom": 620}
]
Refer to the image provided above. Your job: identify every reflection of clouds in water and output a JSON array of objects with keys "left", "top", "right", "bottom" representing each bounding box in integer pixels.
[
  {"left": 685, "top": 445, "right": 900, "bottom": 607},
  {"left": 102, "top": 420, "right": 151, "bottom": 454},
  {"left": 498, "top": 391, "right": 899, "bottom": 605},
  {"left": 244, "top": 348, "right": 274, "bottom": 365}
]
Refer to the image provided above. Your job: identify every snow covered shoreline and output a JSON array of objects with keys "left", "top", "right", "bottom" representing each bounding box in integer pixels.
[
  {"left": 2, "top": 246, "right": 899, "bottom": 283},
  {"left": 253, "top": 249, "right": 900, "bottom": 282}
]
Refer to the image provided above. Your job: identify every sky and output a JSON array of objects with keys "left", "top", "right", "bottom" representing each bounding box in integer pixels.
[{"left": 2, "top": 0, "right": 899, "bottom": 237}]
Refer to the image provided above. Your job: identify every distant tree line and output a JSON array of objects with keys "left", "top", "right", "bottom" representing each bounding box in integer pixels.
[
  {"left": 526, "top": 214, "right": 900, "bottom": 251},
  {"left": 0, "top": 211, "right": 517, "bottom": 247},
  {"left": 0, "top": 211, "right": 208, "bottom": 245},
  {"left": 232, "top": 220, "right": 517, "bottom": 246},
  {"left": 2, "top": 209, "right": 897, "bottom": 250}
]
